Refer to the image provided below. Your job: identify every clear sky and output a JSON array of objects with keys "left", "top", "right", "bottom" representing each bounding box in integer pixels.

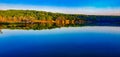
[{"left": 0, "top": 0, "right": 120, "bottom": 15}]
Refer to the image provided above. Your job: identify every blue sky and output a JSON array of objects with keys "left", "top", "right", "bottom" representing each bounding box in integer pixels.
[
  {"left": 0, "top": 0, "right": 120, "bottom": 8},
  {"left": 0, "top": 0, "right": 120, "bottom": 15}
]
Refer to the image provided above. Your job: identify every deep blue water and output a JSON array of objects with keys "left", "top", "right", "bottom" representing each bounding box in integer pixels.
[{"left": 0, "top": 26, "right": 120, "bottom": 57}]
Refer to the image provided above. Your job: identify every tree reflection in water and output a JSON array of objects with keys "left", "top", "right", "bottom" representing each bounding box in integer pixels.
[
  {"left": 0, "top": 21, "right": 119, "bottom": 34},
  {"left": 0, "top": 22, "right": 85, "bottom": 30}
]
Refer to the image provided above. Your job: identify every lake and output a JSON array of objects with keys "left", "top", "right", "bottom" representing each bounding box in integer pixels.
[{"left": 0, "top": 24, "right": 120, "bottom": 57}]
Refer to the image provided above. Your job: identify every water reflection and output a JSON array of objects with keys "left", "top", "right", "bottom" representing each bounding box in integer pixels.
[
  {"left": 0, "top": 20, "right": 120, "bottom": 34},
  {"left": 0, "top": 26, "right": 120, "bottom": 57},
  {"left": 0, "top": 23, "right": 120, "bottom": 57},
  {"left": 0, "top": 22, "right": 84, "bottom": 30},
  {"left": 0, "top": 22, "right": 120, "bottom": 30},
  {"left": 0, "top": 29, "right": 3, "bottom": 34}
]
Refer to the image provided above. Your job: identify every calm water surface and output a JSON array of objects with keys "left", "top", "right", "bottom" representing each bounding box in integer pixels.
[{"left": 0, "top": 26, "right": 120, "bottom": 57}]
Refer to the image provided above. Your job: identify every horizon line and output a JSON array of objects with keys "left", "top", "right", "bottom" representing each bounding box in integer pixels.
[{"left": 0, "top": 3, "right": 120, "bottom": 16}]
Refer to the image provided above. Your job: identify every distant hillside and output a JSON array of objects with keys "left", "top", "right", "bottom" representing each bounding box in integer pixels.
[{"left": 0, "top": 10, "right": 120, "bottom": 23}]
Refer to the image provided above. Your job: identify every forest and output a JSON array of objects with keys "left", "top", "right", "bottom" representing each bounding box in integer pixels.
[
  {"left": 0, "top": 10, "right": 120, "bottom": 31},
  {"left": 0, "top": 10, "right": 85, "bottom": 24},
  {"left": 0, "top": 10, "right": 120, "bottom": 24}
]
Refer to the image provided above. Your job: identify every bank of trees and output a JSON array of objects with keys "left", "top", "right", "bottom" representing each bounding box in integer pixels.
[
  {"left": 0, "top": 10, "right": 84, "bottom": 23},
  {"left": 1, "top": 10, "right": 119, "bottom": 24}
]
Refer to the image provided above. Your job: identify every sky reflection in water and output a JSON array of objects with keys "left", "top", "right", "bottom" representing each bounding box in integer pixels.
[{"left": 0, "top": 26, "right": 120, "bottom": 57}]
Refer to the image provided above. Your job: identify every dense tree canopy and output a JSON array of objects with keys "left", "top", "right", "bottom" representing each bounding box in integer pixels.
[
  {"left": 0, "top": 10, "right": 85, "bottom": 23},
  {"left": 0, "top": 10, "right": 120, "bottom": 24}
]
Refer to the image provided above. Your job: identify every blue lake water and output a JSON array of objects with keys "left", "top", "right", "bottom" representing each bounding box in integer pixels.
[{"left": 0, "top": 26, "right": 120, "bottom": 57}]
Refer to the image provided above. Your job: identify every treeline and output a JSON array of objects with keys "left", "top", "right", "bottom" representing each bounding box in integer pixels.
[
  {"left": 0, "top": 10, "right": 120, "bottom": 24},
  {"left": 0, "top": 10, "right": 85, "bottom": 23}
]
